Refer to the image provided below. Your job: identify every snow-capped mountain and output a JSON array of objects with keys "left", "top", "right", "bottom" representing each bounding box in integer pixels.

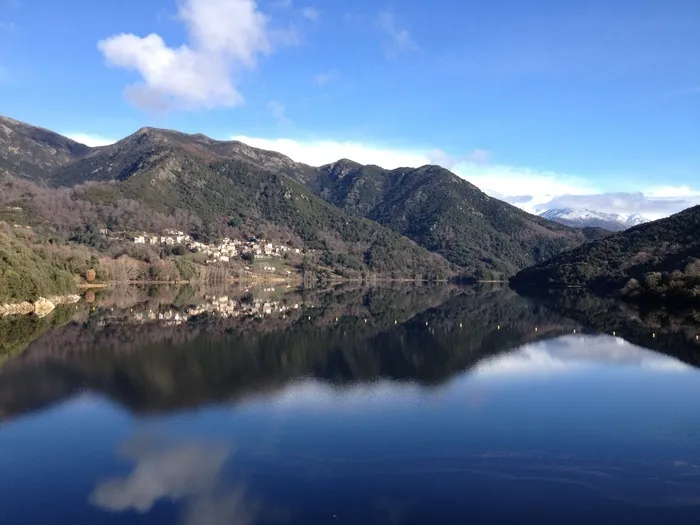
[{"left": 539, "top": 208, "right": 649, "bottom": 231}]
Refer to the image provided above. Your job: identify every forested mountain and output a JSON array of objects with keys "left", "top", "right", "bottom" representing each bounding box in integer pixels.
[
  {"left": 0, "top": 114, "right": 607, "bottom": 282},
  {"left": 1, "top": 124, "right": 454, "bottom": 280},
  {"left": 511, "top": 206, "right": 700, "bottom": 303},
  {"left": 305, "top": 160, "right": 607, "bottom": 278}
]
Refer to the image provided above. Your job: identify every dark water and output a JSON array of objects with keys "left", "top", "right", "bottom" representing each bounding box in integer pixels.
[{"left": 1, "top": 285, "right": 699, "bottom": 524}]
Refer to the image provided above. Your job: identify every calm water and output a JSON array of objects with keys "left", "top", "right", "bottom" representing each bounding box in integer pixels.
[{"left": 1, "top": 285, "right": 699, "bottom": 524}]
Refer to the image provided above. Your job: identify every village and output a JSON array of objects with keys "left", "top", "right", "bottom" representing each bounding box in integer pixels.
[
  {"left": 126, "top": 229, "right": 302, "bottom": 264},
  {"left": 128, "top": 291, "right": 311, "bottom": 326}
]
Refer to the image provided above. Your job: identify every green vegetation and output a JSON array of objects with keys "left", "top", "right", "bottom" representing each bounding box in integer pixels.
[
  {"left": 42, "top": 129, "right": 456, "bottom": 278},
  {"left": 0, "top": 114, "right": 631, "bottom": 283},
  {"left": 0, "top": 232, "right": 76, "bottom": 302},
  {"left": 0, "top": 305, "right": 76, "bottom": 364},
  {"left": 511, "top": 206, "right": 700, "bottom": 303},
  {"left": 306, "top": 162, "right": 601, "bottom": 279}
]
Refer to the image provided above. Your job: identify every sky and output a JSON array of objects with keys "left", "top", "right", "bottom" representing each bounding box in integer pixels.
[{"left": 0, "top": 0, "right": 699, "bottom": 219}]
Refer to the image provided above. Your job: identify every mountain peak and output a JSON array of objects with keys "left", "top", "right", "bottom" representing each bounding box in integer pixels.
[
  {"left": 539, "top": 208, "right": 649, "bottom": 231},
  {"left": 0, "top": 113, "right": 92, "bottom": 180}
]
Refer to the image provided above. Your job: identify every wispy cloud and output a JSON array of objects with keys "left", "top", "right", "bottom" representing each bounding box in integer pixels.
[
  {"left": 64, "top": 132, "right": 116, "bottom": 147},
  {"left": 474, "top": 335, "right": 691, "bottom": 378},
  {"left": 0, "top": 21, "right": 15, "bottom": 31},
  {"left": 301, "top": 7, "right": 319, "bottom": 21},
  {"left": 97, "top": 0, "right": 296, "bottom": 112},
  {"left": 377, "top": 11, "right": 419, "bottom": 58},
  {"left": 267, "top": 100, "right": 290, "bottom": 124},
  {"left": 314, "top": 69, "right": 339, "bottom": 86}
]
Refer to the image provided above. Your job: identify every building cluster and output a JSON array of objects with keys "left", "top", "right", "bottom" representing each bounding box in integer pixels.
[
  {"left": 127, "top": 293, "right": 303, "bottom": 325},
  {"left": 187, "top": 294, "right": 301, "bottom": 318},
  {"left": 127, "top": 229, "right": 301, "bottom": 265},
  {"left": 131, "top": 229, "right": 191, "bottom": 246}
]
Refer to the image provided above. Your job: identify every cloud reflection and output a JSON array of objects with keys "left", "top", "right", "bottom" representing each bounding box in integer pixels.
[
  {"left": 90, "top": 436, "right": 258, "bottom": 524},
  {"left": 474, "top": 335, "right": 691, "bottom": 377}
]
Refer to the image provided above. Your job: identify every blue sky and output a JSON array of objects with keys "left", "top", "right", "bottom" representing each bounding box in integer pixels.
[{"left": 1, "top": 0, "right": 699, "bottom": 218}]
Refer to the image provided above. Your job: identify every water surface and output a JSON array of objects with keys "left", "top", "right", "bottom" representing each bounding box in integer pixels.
[{"left": 1, "top": 285, "right": 699, "bottom": 524}]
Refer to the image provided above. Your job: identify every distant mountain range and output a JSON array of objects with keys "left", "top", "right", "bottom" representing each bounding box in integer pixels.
[
  {"left": 0, "top": 114, "right": 609, "bottom": 283},
  {"left": 539, "top": 208, "right": 648, "bottom": 231}
]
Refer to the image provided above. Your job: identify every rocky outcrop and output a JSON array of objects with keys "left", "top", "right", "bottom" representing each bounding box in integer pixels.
[
  {"left": 32, "top": 298, "right": 55, "bottom": 317},
  {"left": 0, "top": 302, "right": 34, "bottom": 316},
  {"left": 0, "top": 294, "right": 81, "bottom": 317}
]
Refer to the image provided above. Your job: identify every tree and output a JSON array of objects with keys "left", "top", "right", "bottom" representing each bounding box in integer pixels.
[{"left": 85, "top": 268, "right": 96, "bottom": 282}]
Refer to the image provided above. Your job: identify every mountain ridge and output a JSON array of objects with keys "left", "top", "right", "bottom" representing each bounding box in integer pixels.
[
  {"left": 1, "top": 114, "right": 609, "bottom": 281},
  {"left": 539, "top": 208, "right": 648, "bottom": 231}
]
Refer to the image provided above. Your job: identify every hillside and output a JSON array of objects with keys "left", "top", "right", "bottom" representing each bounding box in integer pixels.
[
  {"left": 306, "top": 160, "right": 606, "bottom": 278},
  {"left": 0, "top": 114, "right": 606, "bottom": 280},
  {"left": 511, "top": 206, "right": 700, "bottom": 302},
  {"left": 0, "top": 231, "right": 76, "bottom": 303},
  {"left": 3, "top": 126, "right": 454, "bottom": 279},
  {"left": 0, "top": 115, "right": 92, "bottom": 182},
  {"left": 539, "top": 208, "right": 648, "bottom": 231}
]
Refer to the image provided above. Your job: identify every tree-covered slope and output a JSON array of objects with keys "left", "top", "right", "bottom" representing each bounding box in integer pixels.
[
  {"left": 308, "top": 161, "right": 604, "bottom": 279},
  {"left": 45, "top": 129, "right": 455, "bottom": 278},
  {"left": 511, "top": 206, "right": 700, "bottom": 302},
  {"left": 0, "top": 231, "right": 76, "bottom": 302}
]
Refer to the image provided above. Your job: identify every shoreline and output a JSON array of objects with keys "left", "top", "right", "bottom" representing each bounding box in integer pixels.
[{"left": 0, "top": 294, "right": 81, "bottom": 318}]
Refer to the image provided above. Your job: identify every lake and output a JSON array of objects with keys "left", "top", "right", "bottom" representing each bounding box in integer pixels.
[{"left": 1, "top": 284, "right": 699, "bottom": 524}]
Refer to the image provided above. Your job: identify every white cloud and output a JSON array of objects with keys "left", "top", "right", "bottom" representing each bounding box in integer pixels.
[
  {"left": 378, "top": 11, "right": 419, "bottom": 58},
  {"left": 91, "top": 437, "right": 258, "bottom": 525},
  {"left": 315, "top": 69, "right": 339, "bottom": 86},
  {"left": 535, "top": 191, "right": 700, "bottom": 221},
  {"left": 301, "top": 7, "right": 319, "bottom": 21},
  {"left": 266, "top": 100, "right": 290, "bottom": 124},
  {"left": 230, "top": 135, "right": 434, "bottom": 167},
  {"left": 465, "top": 149, "right": 492, "bottom": 165},
  {"left": 64, "top": 133, "right": 116, "bottom": 147},
  {"left": 91, "top": 442, "right": 230, "bottom": 512},
  {"left": 474, "top": 335, "right": 691, "bottom": 378},
  {"left": 98, "top": 0, "right": 288, "bottom": 111}
]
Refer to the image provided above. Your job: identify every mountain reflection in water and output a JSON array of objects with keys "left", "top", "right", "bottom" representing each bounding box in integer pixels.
[{"left": 1, "top": 284, "right": 699, "bottom": 525}]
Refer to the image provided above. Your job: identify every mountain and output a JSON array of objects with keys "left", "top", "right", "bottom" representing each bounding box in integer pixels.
[
  {"left": 511, "top": 206, "right": 700, "bottom": 303},
  {"left": 0, "top": 115, "right": 92, "bottom": 181},
  {"left": 539, "top": 208, "right": 648, "bottom": 231},
  {"left": 2, "top": 123, "right": 454, "bottom": 279},
  {"left": 303, "top": 160, "right": 607, "bottom": 278},
  {"left": 0, "top": 114, "right": 606, "bottom": 280}
]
